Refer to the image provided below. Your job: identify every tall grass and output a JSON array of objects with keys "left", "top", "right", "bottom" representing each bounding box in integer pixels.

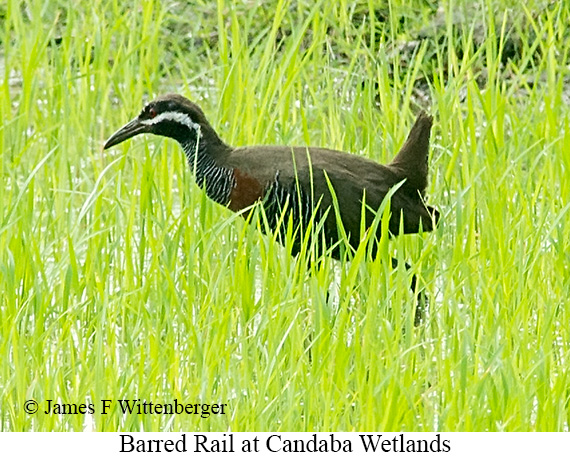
[{"left": 1, "top": 0, "right": 569, "bottom": 431}]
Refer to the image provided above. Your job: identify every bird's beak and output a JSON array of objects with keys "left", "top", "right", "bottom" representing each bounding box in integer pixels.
[{"left": 103, "top": 118, "right": 150, "bottom": 149}]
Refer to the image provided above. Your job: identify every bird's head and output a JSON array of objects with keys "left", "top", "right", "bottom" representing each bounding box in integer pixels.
[{"left": 103, "top": 94, "right": 222, "bottom": 150}]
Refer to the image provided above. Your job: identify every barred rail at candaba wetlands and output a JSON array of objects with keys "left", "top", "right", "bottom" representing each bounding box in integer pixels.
[{"left": 119, "top": 432, "right": 451, "bottom": 453}]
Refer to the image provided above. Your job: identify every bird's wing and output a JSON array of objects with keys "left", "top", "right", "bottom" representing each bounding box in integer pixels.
[{"left": 225, "top": 145, "right": 436, "bottom": 235}]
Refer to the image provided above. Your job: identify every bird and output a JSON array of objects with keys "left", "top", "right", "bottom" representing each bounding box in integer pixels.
[
  {"left": 104, "top": 94, "right": 438, "bottom": 256},
  {"left": 104, "top": 94, "right": 439, "bottom": 320}
]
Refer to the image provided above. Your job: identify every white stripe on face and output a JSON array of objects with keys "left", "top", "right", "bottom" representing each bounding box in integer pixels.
[{"left": 141, "top": 111, "right": 201, "bottom": 133}]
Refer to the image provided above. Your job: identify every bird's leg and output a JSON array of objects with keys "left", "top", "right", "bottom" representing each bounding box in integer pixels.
[{"left": 391, "top": 257, "right": 427, "bottom": 326}]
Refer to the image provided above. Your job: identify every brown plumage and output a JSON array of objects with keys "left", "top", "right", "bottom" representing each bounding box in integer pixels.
[{"left": 104, "top": 94, "right": 439, "bottom": 259}]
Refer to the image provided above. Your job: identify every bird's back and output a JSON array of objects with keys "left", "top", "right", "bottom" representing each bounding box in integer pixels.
[{"left": 224, "top": 140, "right": 438, "bottom": 257}]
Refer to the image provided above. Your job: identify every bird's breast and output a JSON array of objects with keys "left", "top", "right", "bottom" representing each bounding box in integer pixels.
[{"left": 227, "top": 168, "right": 265, "bottom": 213}]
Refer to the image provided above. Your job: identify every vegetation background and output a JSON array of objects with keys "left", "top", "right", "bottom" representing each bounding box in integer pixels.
[{"left": 1, "top": 0, "right": 569, "bottom": 431}]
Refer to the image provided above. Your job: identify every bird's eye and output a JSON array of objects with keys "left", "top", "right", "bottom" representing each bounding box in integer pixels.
[{"left": 149, "top": 108, "right": 157, "bottom": 118}]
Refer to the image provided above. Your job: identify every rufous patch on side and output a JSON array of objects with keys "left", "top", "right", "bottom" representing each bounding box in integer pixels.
[{"left": 228, "top": 168, "right": 264, "bottom": 213}]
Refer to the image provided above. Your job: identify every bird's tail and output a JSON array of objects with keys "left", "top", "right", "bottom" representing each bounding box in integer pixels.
[{"left": 388, "top": 111, "right": 433, "bottom": 195}]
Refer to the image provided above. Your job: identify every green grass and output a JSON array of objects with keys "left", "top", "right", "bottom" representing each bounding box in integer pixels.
[{"left": 1, "top": 0, "right": 569, "bottom": 431}]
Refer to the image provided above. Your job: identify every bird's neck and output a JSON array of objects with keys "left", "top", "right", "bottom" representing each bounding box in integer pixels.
[{"left": 180, "top": 132, "right": 235, "bottom": 206}]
